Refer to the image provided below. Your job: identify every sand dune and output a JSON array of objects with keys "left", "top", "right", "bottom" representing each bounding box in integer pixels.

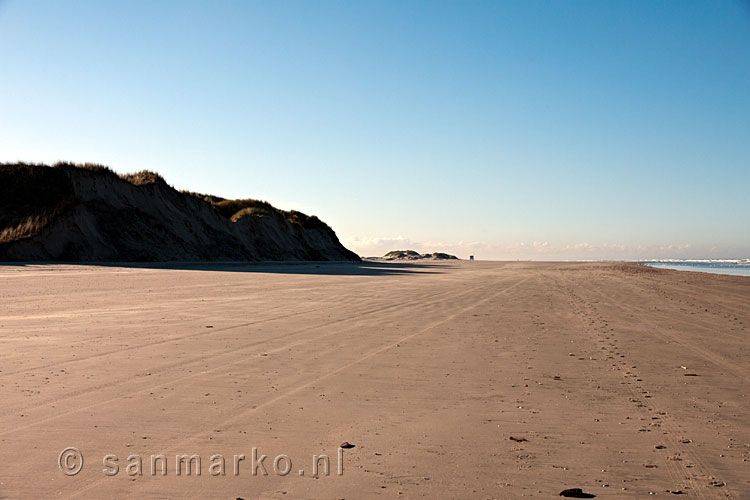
[
  {"left": 0, "top": 261, "right": 747, "bottom": 498},
  {"left": 379, "top": 250, "right": 459, "bottom": 260},
  {"left": 0, "top": 163, "right": 359, "bottom": 262}
]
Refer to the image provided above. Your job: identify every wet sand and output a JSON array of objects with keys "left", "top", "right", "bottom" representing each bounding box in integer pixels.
[{"left": 0, "top": 261, "right": 747, "bottom": 499}]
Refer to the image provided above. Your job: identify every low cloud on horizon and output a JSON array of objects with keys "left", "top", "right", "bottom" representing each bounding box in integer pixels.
[{"left": 342, "top": 236, "right": 748, "bottom": 261}]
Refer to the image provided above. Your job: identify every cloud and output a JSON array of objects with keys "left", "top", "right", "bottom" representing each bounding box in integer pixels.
[
  {"left": 340, "top": 235, "right": 721, "bottom": 260},
  {"left": 339, "top": 235, "right": 418, "bottom": 257}
]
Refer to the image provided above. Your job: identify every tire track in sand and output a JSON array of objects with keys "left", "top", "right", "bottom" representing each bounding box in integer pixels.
[{"left": 55, "top": 276, "right": 531, "bottom": 500}]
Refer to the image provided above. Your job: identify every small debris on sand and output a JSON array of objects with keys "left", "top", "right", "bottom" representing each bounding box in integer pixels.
[
  {"left": 509, "top": 436, "right": 528, "bottom": 442},
  {"left": 340, "top": 442, "right": 355, "bottom": 449}
]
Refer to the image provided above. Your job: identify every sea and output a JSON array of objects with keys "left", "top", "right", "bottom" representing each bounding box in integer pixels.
[{"left": 642, "top": 259, "right": 750, "bottom": 277}]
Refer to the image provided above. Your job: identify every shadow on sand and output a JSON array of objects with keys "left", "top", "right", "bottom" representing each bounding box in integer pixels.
[{"left": 1, "top": 260, "right": 456, "bottom": 276}]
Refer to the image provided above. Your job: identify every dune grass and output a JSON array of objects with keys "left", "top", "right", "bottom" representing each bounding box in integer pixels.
[
  {"left": 183, "top": 193, "right": 329, "bottom": 229},
  {"left": 1, "top": 162, "right": 331, "bottom": 246},
  {"left": 0, "top": 163, "right": 76, "bottom": 242},
  {"left": 119, "top": 170, "right": 166, "bottom": 185}
]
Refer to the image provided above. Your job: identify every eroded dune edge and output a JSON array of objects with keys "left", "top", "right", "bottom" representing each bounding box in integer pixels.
[{"left": 0, "top": 162, "right": 359, "bottom": 262}]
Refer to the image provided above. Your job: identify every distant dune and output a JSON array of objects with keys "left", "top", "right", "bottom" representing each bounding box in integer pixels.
[
  {"left": 380, "top": 250, "right": 459, "bottom": 260},
  {"left": 0, "top": 162, "right": 360, "bottom": 262}
]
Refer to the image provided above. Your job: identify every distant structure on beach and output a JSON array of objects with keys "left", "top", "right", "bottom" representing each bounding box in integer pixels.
[{"left": 469, "top": 255, "right": 474, "bottom": 261}]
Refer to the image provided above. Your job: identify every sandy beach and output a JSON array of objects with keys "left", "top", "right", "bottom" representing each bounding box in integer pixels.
[{"left": 0, "top": 261, "right": 747, "bottom": 499}]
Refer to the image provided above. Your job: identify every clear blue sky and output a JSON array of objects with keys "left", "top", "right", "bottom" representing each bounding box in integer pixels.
[{"left": 1, "top": 0, "right": 748, "bottom": 260}]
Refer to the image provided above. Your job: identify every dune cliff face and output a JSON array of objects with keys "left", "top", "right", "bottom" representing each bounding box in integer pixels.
[{"left": 0, "top": 163, "right": 360, "bottom": 262}]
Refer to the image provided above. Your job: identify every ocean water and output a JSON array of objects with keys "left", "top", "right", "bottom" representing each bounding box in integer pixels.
[{"left": 643, "top": 260, "right": 750, "bottom": 277}]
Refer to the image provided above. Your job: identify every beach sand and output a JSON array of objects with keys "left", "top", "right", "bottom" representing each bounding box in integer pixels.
[{"left": 0, "top": 261, "right": 747, "bottom": 499}]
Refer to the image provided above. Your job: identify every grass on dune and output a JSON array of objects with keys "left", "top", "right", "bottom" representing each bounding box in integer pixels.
[{"left": 0, "top": 162, "right": 331, "bottom": 245}]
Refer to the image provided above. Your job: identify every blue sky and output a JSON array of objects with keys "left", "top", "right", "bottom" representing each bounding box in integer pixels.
[{"left": 1, "top": 0, "right": 748, "bottom": 259}]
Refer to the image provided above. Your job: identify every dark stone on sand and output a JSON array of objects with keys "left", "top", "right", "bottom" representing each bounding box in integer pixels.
[{"left": 559, "top": 488, "right": 596, "bottom": 498}]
